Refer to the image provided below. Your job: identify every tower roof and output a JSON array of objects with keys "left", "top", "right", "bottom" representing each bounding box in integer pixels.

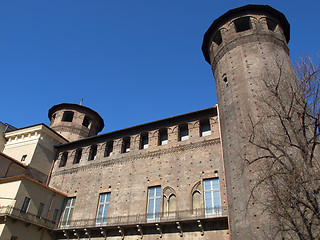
[
  {"left": 202, "top": 4, "right": 290, "bottom": 64},
  {"left": 48, "top": 103, "right": 104, "bottom": 132}
]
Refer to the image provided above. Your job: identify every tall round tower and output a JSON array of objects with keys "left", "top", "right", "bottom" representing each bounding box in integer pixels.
[
  {"left": 202, "top": 5, "right": 296, "bottom": 239},
  {"left": 48, "top": 103, "right": 104, "bottom": 142}
]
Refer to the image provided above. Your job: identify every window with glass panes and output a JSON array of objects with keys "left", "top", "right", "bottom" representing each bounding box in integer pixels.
[
  {"left": 204, "top": 178, "right": 221, "bottom": 215},
  {"left": 61, "top": 197, "right": 75, "bottom": 227},
  {"left": 96, "top": 193, "right": 111, "bottom": 224},
  {"left": 147, "top": 186, "right": 161, "bottom": 220}
]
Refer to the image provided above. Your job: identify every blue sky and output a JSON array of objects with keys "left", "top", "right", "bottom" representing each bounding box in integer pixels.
[{"left": 1, "top": 0, "right": 319, "bottom": 134}]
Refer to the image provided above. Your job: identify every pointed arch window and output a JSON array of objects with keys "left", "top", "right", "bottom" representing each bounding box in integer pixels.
[{"left": 163, "top": 187, "right": 176, "bottom": 217}]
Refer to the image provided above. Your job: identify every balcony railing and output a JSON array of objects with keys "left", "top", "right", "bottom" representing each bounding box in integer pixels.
[
  {"left": 58, "top": 206, "right": 225, "bottom": 230},
  {"left": 0, "top": 205, "right": 57, "bottom": 229}
]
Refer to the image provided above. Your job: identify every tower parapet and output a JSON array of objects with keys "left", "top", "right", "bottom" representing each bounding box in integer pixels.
[{"left": 48, "top": 103, "right": 104, "bottom": 142}]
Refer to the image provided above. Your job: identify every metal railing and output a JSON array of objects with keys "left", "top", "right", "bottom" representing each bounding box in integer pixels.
[
  {"left": 58, "top": 207, "right": 225, "bottom": 230},
  {"left": 0, "top": 205, "right": 57, "bottom": 229}
]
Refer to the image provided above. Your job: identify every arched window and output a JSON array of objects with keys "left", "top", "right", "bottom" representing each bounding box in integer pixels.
[{"left": 163, "top": 187, "right": 176, "bottom": 217}]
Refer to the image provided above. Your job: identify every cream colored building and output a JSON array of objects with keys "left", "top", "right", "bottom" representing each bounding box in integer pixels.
[{"left": 0, "top": 123, "right": 68, "bottom": 240}]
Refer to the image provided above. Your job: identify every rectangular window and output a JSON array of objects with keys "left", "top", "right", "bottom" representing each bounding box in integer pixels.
[
  {"left": 82, "top": 115, "right": 91, "bottom": 127},
  {"left": 21, "top": 155, "right": 27, "bottom": 162},
  {"left": 147, "top": 186, "right": 161, "bottom": 220},
  {"left": 104, "top": 141, "right": 113, "bottom": 157},
  {"left": 62, "top": 111, "right": 74, "bottom": 122},
  {"left": 96, "top": 193, "right": 111, "bottom": 224},
  {"left": 37, "top": 203, "right": 44, "bottom": 218},
  {"left": 61, "top": 197, "right": 76, "bottom": 227},
  {"left": 234, "top": 17, "right": 251, "bottom": 32},
  {"left": 204, "top": 178, "right": 221, "bottom": 215},
  {"left": 140, "top": 134, "right": 149, "bottom": 149},
  {"left": 21, "top": 197, "right": 30, "bottom": 213},
  {"left": 89, "top": 145, "right": 97, "bottom": 161},
  {"left": 159, "top": 129, "right": 168, "bottom": 145},
  {"left": 122, "top": 138, "right": 130, "bottom": 153},
  {"left": 200, "top": 119, "right": 211, "bottom": 137},
  {"left": 179, "top": 125, "right": 189, "bottom": 141},
  {"left": 73, "top": 149, "right": 82, "bottom": 164},
  {"left": 52, "top": 209, "right": 59, "bottom": 223},
  {"left": 59, "top": 152, "right": 68, "bottom": 167}
]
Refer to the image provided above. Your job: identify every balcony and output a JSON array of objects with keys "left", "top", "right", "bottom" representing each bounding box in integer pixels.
[
  {"left": 0, "top": 205, "right": 57, "bottom": 230},
  {"left": 58, "top": 207, "right": 226, "bottom": 230}
]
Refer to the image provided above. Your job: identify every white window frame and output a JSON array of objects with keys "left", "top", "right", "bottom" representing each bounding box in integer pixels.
[
  {"left": 147, "top": 186, "right": 161, "bottom": 221},
  {"left": 60, "top": 197, "right": 76, "bottom": 227},
  {"left": 204, "top": 178, "right": 221, "bottom": 216},
  {"left": 96, "top": 193, "right": 111, "bottom": 224}
]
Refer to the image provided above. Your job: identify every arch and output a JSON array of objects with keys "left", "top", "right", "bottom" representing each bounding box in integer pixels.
[{"left": 163, "top": 187, "right": 176, "bottom": 217}]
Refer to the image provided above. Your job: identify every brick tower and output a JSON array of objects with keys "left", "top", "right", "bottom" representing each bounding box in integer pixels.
[
  {"left": 48, "top": 103, "right": 104, "bottom": 142},
  {"left": 202, "top": 5, "right": 297, "bottom": 239}
]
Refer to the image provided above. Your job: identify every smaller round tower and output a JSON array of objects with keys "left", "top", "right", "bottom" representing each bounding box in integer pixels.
[{"left": 48, "top": 103, "right": 104, "bottom": 142}]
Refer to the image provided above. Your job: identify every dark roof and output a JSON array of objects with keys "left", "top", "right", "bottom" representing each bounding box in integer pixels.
[
  {"left": 48, "top": 103, "right": 104, "bottom": 132},
  {"left": 202, "top": 4, "right": 290, "bottom": 63},
  {"left": 56, "top": 106, "right": 218, "bottom": 150}
]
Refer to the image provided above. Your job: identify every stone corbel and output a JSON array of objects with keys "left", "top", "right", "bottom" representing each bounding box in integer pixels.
[
  {"left": 197, "top": 220, "right": 204, "bottom": 235},
  {"left": 137, "top": 224, "right": 143, "bottom": 239},
  {"left": 84, "top": 228, "right": 91, "bottom": 239},
  {"left": 100, "top": 227, "right": 107, "bottom": 239},
  {"left": 63, "top": 230, "right": 70, "bottom": 240},
  {"left": 73, "top": 229, "right": 81, "bottom": 239},
  {"left": 176, "top": 221, "right": 183, "bottom": 237},
  {"left": 118, "top": 226, "right": 124, "bottom": 239},
  {"left": 155, "top": 223, "right": 162, "bottom": 238}
]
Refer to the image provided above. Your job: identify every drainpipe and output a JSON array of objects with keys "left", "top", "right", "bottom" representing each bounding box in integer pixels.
[{"left": 40, "top": 193, "right": 56, "bottom": 240}]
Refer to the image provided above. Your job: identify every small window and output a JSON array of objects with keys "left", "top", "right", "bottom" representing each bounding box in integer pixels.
[
  {"left": 266, "top": 18, "right": 277, "bottom": 31},
  {"left": 234, "top": 17, "right": 251, "bottom": 32},
  {"left": 82, "top": 115, "right": 91, "bottom": 128},
  {"left": 159, "top": 129, "right": 168, "bottom": 146},
  {"left": 37, "top": 203, "right": 44, "bottom": 218},
  {"left": 59, "top": 152, "right": 68, "bottom": 167},
  {"left": 212, "top": 30, "right": 222, "bottom": 46},
  {"left": 223, "top": 75, "right": 228, "bottom": 86},
  {"left": 73, "top": 148, "right": 82, "bottom": 164},
  {"left": 104, "top": 141, "right": 113, "bottom": 157},
  {"left": 200, "top": 119, "right": 211, "bottom": 137},
  {"left": 62, "top": 111, "right": 74, "bottom": 122},
  {"left": 52, "top": 209, "right": 59, "bottom": 223},
  {"left": 89, "top": 145, "right": 97, "bottom": 161},
  {"left": 179, "top": 125, "right": 189, "bottom": 141},
  {"left": 122, "top": 138, "right": 130, "bottom": 153},
  {"left": 140, "top": 134, "right": 149, "bottom": 150},
  {"left": 21, "top": 155, "right": 27, "bottom": 162},
  {"left": 21, "top": 197, "right": 30, "bottom": 213}
]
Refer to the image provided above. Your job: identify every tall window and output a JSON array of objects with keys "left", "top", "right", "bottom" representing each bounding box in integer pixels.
[
  {"left": 61, "top": 197, "right": 76, "bottom": 227},
  {"left": 73, "top": 148, "right": 82, "bottom": 164},
  {"left": 59, "top": 152, "right": 68, "bottom": 167},
  {"left": 21, "top": 197, "right": 30, "bottom": 213},
  {"left": 96, "top": 193, "right": 111, "bottom": 224},
  {"left": 89, "top": 145, "right": 97, "bottom": 161},
  {"left": 21, "top": 155, "right": 27, "bottom": 162},
  {"left": 122, "top": 138, "right": 130, "bottom": 153},
  {"left": 159, "top": 129, "right": 168, "bottom": 145},
  {"left": 200, "top": 119, "right": 211, "bottom": 137},
  {"left": 104, "top": 141, "right": 113, "bottom": 157},
  {"left": 204, "top": 179, "right": 221, "bottom": 215},
  {"left": 179, "top": 124, "right": 189, "bottom": 141},
  {"left": 37, "top": 203, "right": 44, "bottom": 218},
  {"left": 52, "top": 209, "right": 59, "bottom": 223},
  {"left": 140, "top": 134, "right": 149, "bottom": 149},
  {"left": 147, "top": 186, "right": 161, "bottom": 220},
  {"left": 163, "top": 187, "right": 176, "bottom": 217}
]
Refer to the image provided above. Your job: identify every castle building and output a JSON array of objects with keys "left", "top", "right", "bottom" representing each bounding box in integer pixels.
[{"left": 0, "top": 4, "right": 305, "bottom": 240}]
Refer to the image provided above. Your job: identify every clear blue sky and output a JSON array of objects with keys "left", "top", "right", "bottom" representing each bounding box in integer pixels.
[{"left": 1, "top": 0, "right": 319, "bottom": 134}]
